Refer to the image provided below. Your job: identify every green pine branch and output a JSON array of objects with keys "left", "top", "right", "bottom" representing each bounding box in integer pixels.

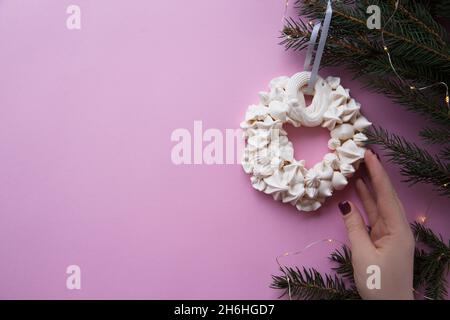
[
  {"left": 419, "top": 0, "right": 450, "bottom": 19},
  {"left": 366, "top": 126, "right": 450, "bottom": 196},
  {"left": 362, "top": 77, "right": 449, "bottom": 126},
  {"left": 413, "top": 222, "right": 449, "bottom": 255},
  {"left": 271, "top": 266, "right": 360, "bottom": 300},
  {"left": 412, "top": 222, "right": 450, "bottom": 300},
  {"left": 329, "top": 245, "right": 354, "bottom": 281},
  {"left": 440, "top": 147, "right": 450, "bottom": 162},
  {"left": 420, "top": 127, "right": 450, "bottom": 145}
]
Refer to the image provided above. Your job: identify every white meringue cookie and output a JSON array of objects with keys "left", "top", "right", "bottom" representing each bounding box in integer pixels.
[
  {"left": 332, "top": 171, "right": 348, "bottom": 190},
  {"left": 340, "top": 162, "right": 356, "bottom": 177},
  {"left": 313, "top": 161, "right": 334, "bottom": 180},
  {"left": 318, "top": 180, "right": 333, "bottom": 197},
  {"left": 269, "top": 76, "right": 290, "bottom": 90},
  {"left": 251, "top": 176, "right": 266, "bottom": 191},
  {"left": 272, "top": 191, "right": 284, "bottom": 201},
  {"left": 279, "top": 144, "right": 294, "bottom": 161},
  {"left": 254, "top": 116, "right": 281, "bottom": 129},
  {"left": 336, "top": 139, "right": 365, "bottom": 164},
  {"left": 269, "top": 87, "right": 285, "bottom": 102},
  {"left": 305, "top": 186, "right": 318, "bottom": 199},
  {"left": 330, "top": 85, "right": 350, "bottom": 108},
  {"left": 326, "top": 76, "right": 340, "bottom": 90},
  {"left": 321, "top": 105, "right": 344, "bottom": 130},
  {"left": 242, "top": 149, "right": 256, "bottom": 174},
  {"left": 305, "top": 169, "right": 321, "bottom": 188},
  {"left": 247, "top": 132, "right": 269, "bottom": 149},
  {"left": 268, "top": 100, "right": 289, "bottom": 121},
  {"left": 323, "top": 153, "right": 341, "bottom": 170},
  {"left": 283, "top": 182, "right": 305, "bottom": 203},
  {"left": 331, "top": 124, "right": 355, "bottom": 140},
  {"left": 296, "top": 198, "right": 323, "bottom": 212},
  {"left": 258, "top": 91, "right": 270, "bottom": 106},
  {"left": 264, "top": 170, "right": 289, "bottom": 194},
  {"left": 305, "top": 169, "right": 321, "bottom": 198},
  {"left": 283, "top": 161, "right": 304, "bottom": 183},
  {"left": 353, "top": 116, "right": 372, "bottom": 131},
  {"left": 245, "top": 104, "right": 268, "bottom": 122},
  {"left": 327, "top": 138, "right": 341, "bottom": 150},
  {"left": 278, "top": 135, "right": 289, "bottom": 146},
  {"left": 253, "top": 163, "right": 275, "bottom": 177},
  {"left": 270, "top": 156, "right": 283, "bottom": 170},
  {"left": 353, "top": 132, "right": 368, "bottom": 146},
  {"left": 240, "top": 120, "right": 256, "bottom": 130},
  {"left": 341, "top": 99, "right": 360, "bottom": 123}
]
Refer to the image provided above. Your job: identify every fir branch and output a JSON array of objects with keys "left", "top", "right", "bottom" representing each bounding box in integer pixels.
[
  {"left": 329, "top": 246, "right": 354, "bottom": 281},
  {"left": 363, "top": 77, "right": 449, "bottom": 126},
  {"left": 271, "top": 267, "right": 360, "bottom": 300},
  {"left": 412, "top": 222, "right": 450, "bottom": 300},
  {"left": 440, "top": 147, "right": 450, "bottom": 162},
  {"left": 366, "top": 126, "right": 450, "bottom": 196},
  {"left": 422, "top": 0, "right": 450, "bottom": 19},
  {"left": 412, "top": 222, "right": 449, "bottom": 253},
  {"left": 392, "top": 0, "right": 447, "bottom": 46},
  {"left": 420, "top": 127, "right": 450, "bottom": 145}
]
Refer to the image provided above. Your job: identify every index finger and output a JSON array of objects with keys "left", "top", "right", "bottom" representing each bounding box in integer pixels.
[{"left": 364, "top": 149, "right": 406, "bottom": 226}]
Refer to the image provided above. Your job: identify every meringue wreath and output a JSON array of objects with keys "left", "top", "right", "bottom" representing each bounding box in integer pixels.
[{"left": 241, "top": 72, "right": 372, "bottom": 212}]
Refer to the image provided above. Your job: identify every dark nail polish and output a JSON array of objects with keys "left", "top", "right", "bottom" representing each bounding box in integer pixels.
[
  {"left": 338, "top": 201, "right": 351, "bottom": 215},
  {"left": 369, "top": 148, "right": 380, "bottom": 160}
]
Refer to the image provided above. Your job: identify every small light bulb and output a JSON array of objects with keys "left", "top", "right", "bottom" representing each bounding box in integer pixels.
[
  {"left": 445, "top": 95, "right": 449, "bottom": 104},
  {"left": 416, "top": 215, "right": 427, "bottom": 224},
  {"left": 383, "top": 46, "right": 388, "bottom": 52},
  {"left": 410, "top": 86, "right": 416, "bottom": 90}
]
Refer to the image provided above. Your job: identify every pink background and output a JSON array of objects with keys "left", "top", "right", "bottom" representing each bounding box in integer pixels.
[{"left": 0, "top": 0, "right": 448, "bottom": 299}]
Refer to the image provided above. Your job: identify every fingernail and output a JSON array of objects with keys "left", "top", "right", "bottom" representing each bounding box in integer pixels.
[
  {"left": 338, "top": 201, "right": 351, "bottom": 216},
  {"left": 368, "top": 148, "right": 380, "bottom": 160},
  {"left": 375, "top": 152, "right": 380, "bottom": 160}
]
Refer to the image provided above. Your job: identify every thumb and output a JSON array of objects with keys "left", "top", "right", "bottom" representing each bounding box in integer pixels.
[{"left": 339, "top": 201, "right": 374, "bottom": 253}]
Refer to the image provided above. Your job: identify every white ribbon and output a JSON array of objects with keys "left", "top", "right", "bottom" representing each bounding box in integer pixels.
[
  {"left": 305, "top": 0, "right": 333, "bottom": 91},
  {"left": 303, "top": 22, "right": 321, "bottom": 72}
]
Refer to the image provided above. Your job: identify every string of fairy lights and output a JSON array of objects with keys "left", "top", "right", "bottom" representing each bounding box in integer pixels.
[{"left": 277, "top": 0, "right": 445, "bottom": 301}]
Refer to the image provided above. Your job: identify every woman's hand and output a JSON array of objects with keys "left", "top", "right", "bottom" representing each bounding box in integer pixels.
[{"left": 339, "top": 149, "right": 415, "bottom": 300}]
